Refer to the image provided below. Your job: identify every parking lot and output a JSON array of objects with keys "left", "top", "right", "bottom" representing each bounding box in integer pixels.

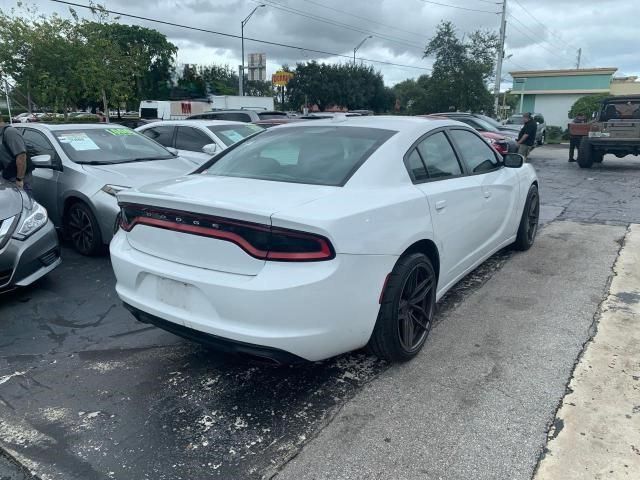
[{"left": 1, "top": 145, "right": 640, "bottom": 480}]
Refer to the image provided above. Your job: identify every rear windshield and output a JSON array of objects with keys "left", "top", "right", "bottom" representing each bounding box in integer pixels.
[
  {"left": 258, "top": 112, "right": 288, "bottom": 120},
  {"left": 53, "top": 128, "right": 173, "bottom": 164},
  {"left": 208, "top": 124, "right": 264, "bottom": 146},
  {"left": 201, "top": 126, "right": 396, "bottom": 186},
  {"left": 505, "top": 115, "right": 523, "bottom": 125},
  {"left": 600, "top": 100, "right": 640, "bottom": 121}
]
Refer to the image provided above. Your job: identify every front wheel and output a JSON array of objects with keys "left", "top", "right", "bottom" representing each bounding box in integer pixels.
[
  {"left": 513, "top": 184, "right": 539, "bottom": 251},
  {"left": 578, "top": 140, "right": 594, "bottom": 168},
  {"left": 367, "top": 253, "right": 436, "bottom": 362},
  {"left": 64, "top": 202, "right": 103, "bottom": 256}
]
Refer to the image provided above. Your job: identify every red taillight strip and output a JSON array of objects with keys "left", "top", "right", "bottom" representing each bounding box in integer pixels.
[
  {"left": 124, "top": 216, "right": 271, "bottom": 259},
  {"left": 120, "top": 204, "right": 335, "bottom": 262}
]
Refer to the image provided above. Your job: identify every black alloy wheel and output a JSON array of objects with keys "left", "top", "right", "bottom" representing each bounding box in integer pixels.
[
  {"left": 397, "top": 264, "right": 435, "bottom": 353},
  {"left": 514, "top": 184, "right": 539, "bottom": 251},
  {"left": 368, "top": 253, "right": 436, "bottom": 362},
  {"left": 65, "top": 202, "right": 103, "bottom": 256}
]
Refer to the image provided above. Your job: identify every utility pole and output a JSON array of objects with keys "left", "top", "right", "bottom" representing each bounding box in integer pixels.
[
  {"left": 240, "top": 4, "right": 265, "bottom": 96},
  {"left": 576, "top": 48, "right": 582, "bottom": 69},
  {"left": 493, "top": 0, "right": 507, "bottom": 119}
]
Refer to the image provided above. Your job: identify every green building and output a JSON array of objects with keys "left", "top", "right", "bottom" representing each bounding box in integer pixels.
[{"left": 509, "top": 68, "right": 617, "bottom": 127}]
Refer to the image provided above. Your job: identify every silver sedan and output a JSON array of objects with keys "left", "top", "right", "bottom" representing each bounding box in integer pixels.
[{"left": 18, "top": 124, "right": 196, "bottom": 255}]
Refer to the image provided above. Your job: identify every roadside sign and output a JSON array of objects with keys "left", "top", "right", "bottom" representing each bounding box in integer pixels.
[{"left": 272, "top": 71, "right": 294, "bottom": 86}]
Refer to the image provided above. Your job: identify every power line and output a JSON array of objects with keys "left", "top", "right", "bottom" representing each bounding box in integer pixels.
[
  {"left": 256, "top": 0, "right": 425, "bottom": 51},
  {"left": 511, "top": 0, "right": 581, "bottom": 51},
  {"left": 299, "top": 0, "right": 429, "bottom": 41},
  {"left": 417, "top": 0, "right": 499, "bottom": 14},
  {"left": 50, "top": 0, "right": 432, "bottom": 72},
  {"left": 506, "top": 14, "right": 576, "bottom": 64}
]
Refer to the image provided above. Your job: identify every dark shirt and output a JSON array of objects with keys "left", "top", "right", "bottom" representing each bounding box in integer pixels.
[
  {"left": 517, "top": 119, "right": 537, "bottom": 146},
  {"left": 0, "top": 126, "right": 29, "bottom": 180}
]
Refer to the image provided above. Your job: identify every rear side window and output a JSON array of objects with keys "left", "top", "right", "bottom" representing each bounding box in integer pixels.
[
  {"left": 175, "top": 127, "right": 212, "bottom": 151},
  {"left": 416, "top": 132, "right": 462, "bottom": 179},
  {"left": 142, "top": 126, "right": 174, "bottom": 147},
  {"left": 406, "top": 149, "right": 428, "bottom": 181},
  {"left": 218, "top": 113, "right": 252, "bottom": 122},
  {"left": 202, "top": 126, "right": 395, "bottom": 186},
  {"left": 449, "top": 129, "right": 500, "bottom": 173}
]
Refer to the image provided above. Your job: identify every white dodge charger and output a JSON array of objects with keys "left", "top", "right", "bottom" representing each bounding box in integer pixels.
[{"left": 110, "top": 116, "right": 539, "bottom": 363}]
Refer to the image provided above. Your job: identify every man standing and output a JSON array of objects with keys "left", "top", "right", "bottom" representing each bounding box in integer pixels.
[
  {"left": 568, "top": 113, "right": 586, "bottom": 162},
  {"left": 0, "top": 121, "right": 32, "bottom": 191},
  {"left": 516, "top": 112, "right": 537, "bottom": 161}
]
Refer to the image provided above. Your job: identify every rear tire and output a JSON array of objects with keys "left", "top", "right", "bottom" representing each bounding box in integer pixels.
[
  {"left": 367, "top": 253, "right": 436, "bottom": 362},
  {"left": 64, "top": 202, "right": 103, "bottom": 256},
  {"left": 578, "top": 140, "right": 594, "bottom": 168},
  {"left": 513, "top": 184, "right": 539, "bottom": 251}
]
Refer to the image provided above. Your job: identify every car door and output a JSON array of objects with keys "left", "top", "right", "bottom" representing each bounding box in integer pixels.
[
  {"left": 21, "top": 128, "right": 63, "bottom": 223},
  {"left": 407, "top": 130, "right": 484, "bottom": 289},
  {"left": 174, "top": 126, "right": 215, "bottom": 165},
  {"left": 448, "top": 128, "right": 519, "bottom": 255}
]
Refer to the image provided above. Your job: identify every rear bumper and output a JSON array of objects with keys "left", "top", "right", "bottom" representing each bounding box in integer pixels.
[
  {"left": 110, "top": 230, "right": 397, "bottom": 361},
  {"left": 0, "top": 220, "right": 61, "bottom": 291},
  {"left": 586, "top": 138, "right": 640, "bottom": 153},
  {"left": 124, "top": 303, "right": 306, "bottom": 364}
]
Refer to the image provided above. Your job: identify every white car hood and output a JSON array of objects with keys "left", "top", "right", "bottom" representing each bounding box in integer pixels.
[
  {"left": 82, "top": 157, "right": 195, "bottom": 188},
  {"left": 116, "top": 174, "right": 337, "bottom": 224}
]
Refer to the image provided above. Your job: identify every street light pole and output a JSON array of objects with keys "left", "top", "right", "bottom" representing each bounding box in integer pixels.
[
  {"left": 493, "top": 0, "right": 507, "bottom": 118},
  {"left": 353, "top": 35, "right": 373, "bottom": 63},
  {"left": 240, "top": 4, "right": 265, "bottom": 96}
]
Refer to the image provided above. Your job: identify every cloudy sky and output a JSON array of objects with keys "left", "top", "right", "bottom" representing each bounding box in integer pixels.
[{"left": 3, "top": 0, "right": 639, "bottom": 88}]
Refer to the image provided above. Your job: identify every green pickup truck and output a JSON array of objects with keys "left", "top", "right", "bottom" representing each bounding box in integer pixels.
[{"left": 578, "top": 95, "right": 640, "bottom": 168}]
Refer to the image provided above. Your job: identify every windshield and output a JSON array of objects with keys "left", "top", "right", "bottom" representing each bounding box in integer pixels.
[
  {"left": 600, "top": 100, "right": 640, "bottom": 121},
  {"left": 476, "top": 114, "right": 502, "bottom": 128},
  {"left": 201, "top": 125, "right": 396, "bottom": 186},
  {"left": 506, "top": 115, "right": 524, "bottom": 125},
  {"left": 54, "top": 127, "right": 173, "bottom": 164},
  {"left": 455, "top": 116, "right": 499, "bottom": 132},
  {"left": 207, "top": 124, "right": 264, "bottom": 146}
]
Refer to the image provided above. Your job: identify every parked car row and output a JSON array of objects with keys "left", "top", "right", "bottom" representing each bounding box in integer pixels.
[{"left": 5, "top": 114, "right": 539, "bottom": 365}]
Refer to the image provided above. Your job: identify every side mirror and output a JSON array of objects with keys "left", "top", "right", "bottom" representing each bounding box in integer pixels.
[
  {"left": 202, "top": 143, "right": 219, "bottom": 156},
  {"left": 503, "top": 153, "right": 524, "bottom": 168},
  {"left": 31, "top": 154, "right": 53, "bottom": 168},
  {"left": 166, "top": 147, "right": 179, "bottom": 156}
]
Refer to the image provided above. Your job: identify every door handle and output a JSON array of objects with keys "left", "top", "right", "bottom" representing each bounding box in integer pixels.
[
  {"left": 435, "top": 200, "right": 447, "bottom": 211},
  {"left": 483, "top": 190, "right": 492, "bottom": 199}
]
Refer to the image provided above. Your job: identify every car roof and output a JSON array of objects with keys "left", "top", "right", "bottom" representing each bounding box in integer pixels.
[
  {"left": 273, "top": 115, "right": 459, "bottom": 132},
  {"left": 25, "top": 123, "right": 127, "bottom": 131},
  {"left": 137, "top": 120, "right": 246, "bottom": 127}
]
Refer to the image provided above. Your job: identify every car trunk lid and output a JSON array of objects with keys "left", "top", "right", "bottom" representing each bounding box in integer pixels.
[{"left": 117, "top": 175, "right": 336, "bottom": 275}]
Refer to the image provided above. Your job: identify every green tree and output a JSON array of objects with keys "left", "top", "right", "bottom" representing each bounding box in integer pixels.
[
  {"left": 423, "top": 21, "right": 498, "bottom": 114},
  {"left": 393, "top": 75, "right": 431, "bottom": 114},
  {"left": 286, "top": 61, "right": 391, "bottom": 113},
  {"left": 93, "top": 22, "right": 177, "bottom": 107},
  {"left": 568, "top": 94, "right": 608, "bottom": 119}
]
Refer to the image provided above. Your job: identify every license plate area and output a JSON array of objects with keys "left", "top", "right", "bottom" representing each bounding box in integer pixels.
[{"left": 156, "top": 277, "right": 191, "bottom": 310}]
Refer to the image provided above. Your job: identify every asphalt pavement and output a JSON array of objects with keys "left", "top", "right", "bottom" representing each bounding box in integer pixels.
[{"left": 1, "top": 145, "right": 639, "bottom": 480}]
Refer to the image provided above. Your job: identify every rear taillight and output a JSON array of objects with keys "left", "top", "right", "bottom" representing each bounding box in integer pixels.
[{"left": 119, "top": 204, "right": 335, "bottom": 262}]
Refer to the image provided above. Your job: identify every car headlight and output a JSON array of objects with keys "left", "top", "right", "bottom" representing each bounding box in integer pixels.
[
  {"left": 13, "top": 201, "right": 48, "bottom": 240},
  {"left": 101, "top": 185, "right": 130, "bottom": 197}
]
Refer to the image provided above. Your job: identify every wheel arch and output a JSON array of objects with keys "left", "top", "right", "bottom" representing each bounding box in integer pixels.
[{"left": 400, "top": 239, "right": 440, "bottom": 283}]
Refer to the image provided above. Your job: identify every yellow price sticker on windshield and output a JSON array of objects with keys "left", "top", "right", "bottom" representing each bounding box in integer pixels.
[{"left": 106, "top": 128, "right": 135, "bottom": 136}]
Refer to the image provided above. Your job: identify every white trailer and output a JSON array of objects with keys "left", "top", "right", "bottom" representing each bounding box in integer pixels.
[
  {"left": 209, "top": 96, "right": 274, "bottom": 111},
  {"left": 138, "top": 100, "right": 212, "bottom": 120}
]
